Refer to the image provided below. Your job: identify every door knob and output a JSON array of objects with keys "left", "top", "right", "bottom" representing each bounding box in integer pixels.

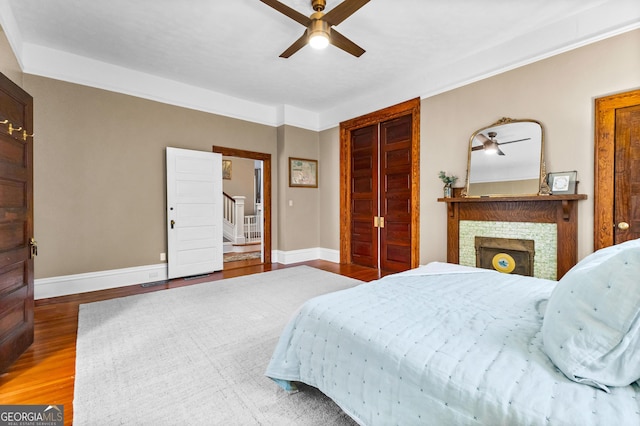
[
  {"left": 617, "top": 221, "right": 630, "bottom": 230},
  {"left": 170, "top": 220, "right": 175, "bottom": 229}
]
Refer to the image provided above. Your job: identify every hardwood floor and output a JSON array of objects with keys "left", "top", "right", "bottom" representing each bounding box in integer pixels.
[{"left": 0, "top": 260, "right": 383, "bottom": 425}]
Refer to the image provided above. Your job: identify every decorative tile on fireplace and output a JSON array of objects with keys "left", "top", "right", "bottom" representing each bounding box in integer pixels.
[{"left": 459, "top": 220, "right": 557, "bottom": 280}]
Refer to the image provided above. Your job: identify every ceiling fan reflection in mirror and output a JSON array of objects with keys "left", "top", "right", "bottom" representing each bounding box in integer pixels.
[
  {"left": 472, "top": 132, "right": 531, "bottom": 156},
  {"left": 260, "top": 0, "right": 369, "bottom": 58}
]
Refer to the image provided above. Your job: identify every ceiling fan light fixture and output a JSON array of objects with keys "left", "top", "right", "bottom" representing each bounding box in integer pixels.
[
  {"left": 483, "top": 131, "right": 499, "bottom": 154},
  {"left": 484, "top": 141, "right": 499, "bottom": 155},
  {"left": 261, "top": 0, "right": 368, "bottom": 57},
  {"left": 308, "top": 19, "right": 330, "bottom": 49}
]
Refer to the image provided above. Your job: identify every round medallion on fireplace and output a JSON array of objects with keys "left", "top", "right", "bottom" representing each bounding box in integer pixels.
[{"left": 492, "top": 253, "right": 516, "bottom": 273}]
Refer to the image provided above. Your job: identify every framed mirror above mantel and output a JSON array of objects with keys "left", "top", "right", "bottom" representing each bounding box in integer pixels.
[
  {"left": 464, "top": 117, "right": 550, "bottom": 197},
  {"left": 438, "top": 189, "right": 587, "bottom": 279}
]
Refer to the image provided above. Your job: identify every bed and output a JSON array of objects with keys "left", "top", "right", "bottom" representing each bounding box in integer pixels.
[{"left": 266, "top": 239, "right": 640, "bottom": 425}]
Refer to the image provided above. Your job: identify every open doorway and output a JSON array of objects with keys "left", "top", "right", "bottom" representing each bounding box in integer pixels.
[
  {"left": 221, "top": 156, "right": 263, "bottom": 267},
  {"left": 213, "top": 146, "right": 272, "bottom": 268}
]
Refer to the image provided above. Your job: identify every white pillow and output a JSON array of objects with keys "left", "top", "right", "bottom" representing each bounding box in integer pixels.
[{"left": 541, "top": 238, "right": 640, "bottom": 392}]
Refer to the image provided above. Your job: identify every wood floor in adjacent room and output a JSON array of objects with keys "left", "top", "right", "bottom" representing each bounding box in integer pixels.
[{"left": 0, "top": 260, "right": 383, "bottom": 425}]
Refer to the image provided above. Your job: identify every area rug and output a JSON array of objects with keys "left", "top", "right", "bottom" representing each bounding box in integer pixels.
[
  {"left": 223, "top": 250, "right": 262, "bottom": 262},
  {"left": 73, "top": 266, "right": 362, "bottom": 425}
]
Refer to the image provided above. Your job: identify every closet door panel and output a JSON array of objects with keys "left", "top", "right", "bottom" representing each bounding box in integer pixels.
[
  {"left": 380, "top": 115, "right": 412, "bottom": 272},
  {"left": 350, "top": 124, "right": 378, "bottom": 268}
]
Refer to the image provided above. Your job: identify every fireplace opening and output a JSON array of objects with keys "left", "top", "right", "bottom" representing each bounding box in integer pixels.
[{"left": 475, "top": 236, "right": 535, "bottom": 276}]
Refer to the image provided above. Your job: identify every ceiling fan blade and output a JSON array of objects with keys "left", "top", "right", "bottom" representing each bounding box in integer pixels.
[
  {"left": 279, "top": 32, "right": 308, "bottom": 58},
  {"left": 472, "top": 133, "right": 490, "bottom": 150},
  {"left": 497, "top": 137, "right": 531, "bottom": 146},
  {"left": 329, "top": 28, "right": 365, "bottom": 57},
  {"left": 476, "top": 134, "right": 490, "bottom": 143},
  {"left": 323, "top": 0, "right": 370, "bottom": 26},
  {"left": 471, "top": 144, "right": 505, "bottom": 154},
  {"left": 260, "top": 0, "right": 311, "bottom": 26}
]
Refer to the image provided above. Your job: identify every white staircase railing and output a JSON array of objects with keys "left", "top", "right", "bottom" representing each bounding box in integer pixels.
[
  {"left": 244, "top": 203, "right": 262, "bottom": 244},
  {"left": 222, "top": 194, "right": 262, "bottom": 245}
]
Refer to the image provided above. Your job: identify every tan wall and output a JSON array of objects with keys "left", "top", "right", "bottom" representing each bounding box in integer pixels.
[
  {"left": 23, "top": 75, "right": 278, "bottom": 278},
  {"left": 0, "top": 31, "right": 283, "bottom": 280},
  {"left": 222, "top": 156, "right": 257, "bottom": 215},
  {"left": 468, "top": 179, "right": 541, "bottom": 197},
  {"left": 277, "top": 125, "right": 320, "bottom": 251},
  {"left": 419, "top": 29, "right": 640, "bottom": 264},
  {"left": 318, "top": 127, "right": 340, "bottom": 251}
]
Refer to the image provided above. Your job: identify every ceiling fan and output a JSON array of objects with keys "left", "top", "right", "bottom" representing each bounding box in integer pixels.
[
  {"left": 471, "top": 131, "right": 531, "bottom": 156},
  {"left": 259, "top": 0, "right": 369, "bottom": 58}
]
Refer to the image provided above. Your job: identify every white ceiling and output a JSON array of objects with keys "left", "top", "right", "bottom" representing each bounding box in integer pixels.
[{"left": 1, "top": 0, "right": 639, "bottom": 130}]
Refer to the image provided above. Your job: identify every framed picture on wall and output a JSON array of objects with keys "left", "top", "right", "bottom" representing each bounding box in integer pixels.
[
  {"left": 289, "top": 157, "right": 318, "bottom": 188},
  {"left": 547, "top": 170, "right": 577, "bottom": 194},
  {"left": 222, "top": 159, "right": 232, "bottom": 180}
]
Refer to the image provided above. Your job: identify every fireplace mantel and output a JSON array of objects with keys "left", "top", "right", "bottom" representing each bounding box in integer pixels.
[{"left": 438, "top": 193, "right": 587, "bottom": 279}]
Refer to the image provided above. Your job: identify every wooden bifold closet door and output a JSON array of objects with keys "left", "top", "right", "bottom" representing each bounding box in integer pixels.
[
  {"left": 379, "top": 115, "right": 413, "bottom": 271},
  {"left": 341, "top": 98, "right": 420, "bottom": 273},
  {"left": 349, "top": 124, "right": 379, "bottom": 268}
]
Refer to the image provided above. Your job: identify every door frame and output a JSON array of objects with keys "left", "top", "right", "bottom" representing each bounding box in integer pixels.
[
  {"left": 213, "top": 146, "right": 272, "bottom": 264},
  {"left": 339, "top": 98, "right": 420, "bottom": 268},
  {"left": 594, "top": 89, "right": 640, "bottom": 250}
]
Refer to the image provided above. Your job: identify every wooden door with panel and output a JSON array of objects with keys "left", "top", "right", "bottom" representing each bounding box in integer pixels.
[
  {"left": 614, "top": 104, "right": 640, "bottom": 244},
  {"left": 349, "top": 124, "right": 378, "bottom": 268},
  {"left": 379, "top": 114, "right": 413, "bottom": 272},
  {"left": 0, "top": 72, "right": 35, "bottom": 373},
  {"left": 595, "top": 89, "right": 640, "bottom": 249}
]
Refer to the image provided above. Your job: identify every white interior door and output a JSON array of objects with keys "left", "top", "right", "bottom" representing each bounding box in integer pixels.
[{"left": 166, "top": 147, "right": 223, "bottom": 279}]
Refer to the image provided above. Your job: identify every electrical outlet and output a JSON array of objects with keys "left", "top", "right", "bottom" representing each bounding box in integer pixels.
[{"left": 160, "top": 252, "right": 166, "bottom": 261}]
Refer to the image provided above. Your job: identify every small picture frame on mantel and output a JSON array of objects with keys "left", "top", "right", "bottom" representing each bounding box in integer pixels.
[{"left": 547, "top": 170, "right": 577, "bottom": 195}]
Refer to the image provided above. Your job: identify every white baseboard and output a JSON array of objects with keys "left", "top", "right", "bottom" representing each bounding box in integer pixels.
[
  {"left": 34, "top": 263, "right": 168, "bottom": 300},
  {"left": 318, "top": 248, "right": 340, "bottom": 263},
  {"left": 35, "top": 248, "right": 341, "bottom": 299}
]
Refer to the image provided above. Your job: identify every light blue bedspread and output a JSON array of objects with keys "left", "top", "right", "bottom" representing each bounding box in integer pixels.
[{"left": 266, "top": 264, "right": 640, "bottom": 425}]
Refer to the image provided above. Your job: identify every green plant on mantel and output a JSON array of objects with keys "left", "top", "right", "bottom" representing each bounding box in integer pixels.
[{"left": 438, "top": 171, "right": 458, "bottom": 186}]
